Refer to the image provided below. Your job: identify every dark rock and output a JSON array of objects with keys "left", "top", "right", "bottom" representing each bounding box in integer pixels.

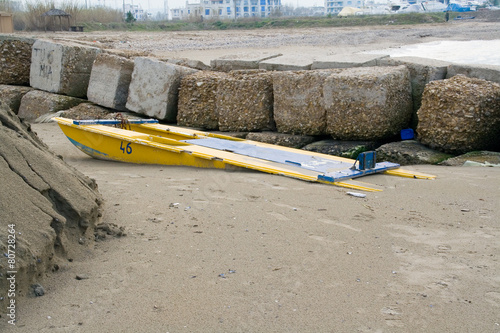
[
  {"left": 18, "top": 90, "right": 87, "bottom": 123},
  {"left": 246, "top": 132, "right": 316, "bottom": 148},
  {"left": 95, "top": 223, "right": 126, "bottom": 241},
  {"left": 0, "top": 85, "right": 34, "bottom": 114},
  {"left": 206, "top": 131, "right": 248, "bottom": 139},
  {"left": 31, "top": 284, "right": 45, "bottom": 297},
  {"left": 376, "top": 140, "right": 453, "bottom": 165},
  {"left": 302, "top": 140, "right": 379, "bottom": 159}
]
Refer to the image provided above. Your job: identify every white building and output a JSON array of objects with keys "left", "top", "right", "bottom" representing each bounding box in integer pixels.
[
  {"left": 324, "top": 0, "right": 363, "bottom": 14},
  {"left": 171, "top": 0, "right": 282, "bottom": 20},
  {"left": 124, "top": 3, "right": 147, "bottom": 20}
]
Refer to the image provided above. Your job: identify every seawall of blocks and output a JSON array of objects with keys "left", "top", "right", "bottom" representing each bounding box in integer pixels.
[{"left": 1, "top": 37, "right": 499, "bottom": 153}]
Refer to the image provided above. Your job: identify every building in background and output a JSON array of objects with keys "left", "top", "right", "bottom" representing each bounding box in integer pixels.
[
  {"left": 124, "top": 3, "right": 148, "bottom": 20},
  {"left": 324, "top": 0, "right": 363, "bottom": 14},
  {"left": 171, "top": 0, "right": 282, "bottom": 20}
]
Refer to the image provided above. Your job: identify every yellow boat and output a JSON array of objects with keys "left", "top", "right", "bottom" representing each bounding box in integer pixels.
[{"left": 54, "top": 117, "right": 435, "bottom": 192}]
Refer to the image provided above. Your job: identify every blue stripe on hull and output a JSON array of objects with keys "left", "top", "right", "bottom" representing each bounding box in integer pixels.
[{"left": 66, "top": 136, "right": 109, "bottom": 158}]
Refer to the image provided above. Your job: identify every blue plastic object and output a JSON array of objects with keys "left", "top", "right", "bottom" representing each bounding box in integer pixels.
[
  {"left": 356, "top": 151, "right": 377, "bottom": 170},
  {"left": 400, "top": 128, "right": 414, "bottom": 140}
]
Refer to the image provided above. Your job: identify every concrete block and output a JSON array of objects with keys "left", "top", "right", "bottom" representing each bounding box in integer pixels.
[
  {"left": 87, "top": 53, "right": 134, "bottom": 111},
  {"left": 378, "top": 56, "right": 450, "bottom": 127},
  {"left": 417, "top": 75, "right": 500, "bottom": 154},
  {"left": 324, "top": 66, "right": 413, "bottom": 140},
  {"left": 30, "top": 40, "right": 101, "bottom": 98},
  {"left": 0, "top": 36, "right": 36, "bottom": 85},
  {"left": 18, "top": 90, "right": 86, "bottom": 122},
  {"left": 259, "top": 55, "right": 314, "bottom": 71},
  {"left": 126, "top": 57, "right": 198, "bottom": 122},
  {"left": 216, "top": 72, "right": 274, "bottom": 132},
  {"left": 210, "top": 52, "right": 282, "bottom": 72},
  {"left": 311, "top": 54, "right": 389, "bottom": 70},
  {"left": 177, "top": 71, "right": 228, "bottom": 130},
  {"left": 0, "top": 85, "right": 34, "bottom": 114},
  {"left": 274, "top": 69, "right": 340, "bottom": 135},
  {"left": 446, "top": 63, "right": 500, "bottom": 84}
]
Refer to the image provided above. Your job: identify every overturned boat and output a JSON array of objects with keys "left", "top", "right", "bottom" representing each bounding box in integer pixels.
[{"left": 54, "top": 117, "right": 435, "bottom": 192}]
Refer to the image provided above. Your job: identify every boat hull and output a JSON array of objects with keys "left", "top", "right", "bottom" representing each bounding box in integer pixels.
[
  {"left": 56, "top": 118, "right": 229, "bottom": 169},
  {"left": 54, "top": 117, "right": 435, "bottom": 191}
]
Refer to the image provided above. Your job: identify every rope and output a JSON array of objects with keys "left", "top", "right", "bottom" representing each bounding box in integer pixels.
[{"left": 114, "top": 113, "right": 131, "bottom": 130}]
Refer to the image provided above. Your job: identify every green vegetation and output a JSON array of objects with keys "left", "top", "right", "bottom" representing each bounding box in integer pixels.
[
  {"left": 75, "top": 12, "right": 447, "bottom": 32},
  {"left": 12, "top": 0, "right": 123, "bottom": 31},
  {"left": 8, "top": 1, "right": 449, "bottom": 32},
  {"left": 125, "top": 11, "right": 136, "bottom": 24}
]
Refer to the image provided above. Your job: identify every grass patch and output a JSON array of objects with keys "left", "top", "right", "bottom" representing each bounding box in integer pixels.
[{"left": 16, "top": 0, "right": 123, "bottom": 31}]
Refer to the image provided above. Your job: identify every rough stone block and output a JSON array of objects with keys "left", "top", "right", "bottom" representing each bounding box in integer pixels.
[
  {"left": 259, "top": 55, "right": 314, "bottom": 71},
  {"left": 210, "top": 52, "right": 282, "bottom": 72},
  {"left": 0, "top": 36, "right": 36, "bottom": 85},
  {"left": 446, "top": 63, "right": 500, "bottom": 84},
  {"left": 273, "top": 69, "right": 341, "bottom": 135},
  {"left": 417, "top": 75, "right": 500, "bottom": 154},
  {"left": 378, "top": 56, "right": 450, "bottom": 127},
  {"left": 87, "top": 53, "right": 134, "bottom": 111},
  {"left": 311, "top": 54, "right": 389, "bottom": 70},
  {"left": 126, "top": 57, "right": 198, "bottom": 122},
  {"left": 30, "top": 40, "right": 101, "bottom": 98},
  {"left": 216, "top": 72, "right": 274, "bottom": 132},
  {"left": 376, "top": 140, "right": 452, "bottom": 165},
  {"left": 246, "top": 132, "right": 316, "bottom": 149},
  {"left": 177, "top": 71, "right": 229, "bottom": 130},
  {"left": 324, "top": 66, "right": 413, "bottom": 140},
  {"left": 18, "top": 90, "right": 86, "bottom": 122},
  {"left": 0, "top": 85, "right": 34, "bottom": 114}
]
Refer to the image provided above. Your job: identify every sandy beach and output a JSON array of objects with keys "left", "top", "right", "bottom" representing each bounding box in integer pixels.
[
  {"left": 15, "top": 122, "right": 498, "bottom": 332},
  {"left": 3, "top": 21, "right": 500, "bottom": 332}
]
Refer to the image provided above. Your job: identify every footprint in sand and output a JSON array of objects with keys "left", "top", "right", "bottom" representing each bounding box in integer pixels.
[
  {"left": 381, "top": 306, "right": 404, "bottom": 327},
  {"left": 485, "top": 291, "right": 500, "bottom": 307},
  {"left": 437, "top": 244, "right": 452, "bottom": 253}
]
